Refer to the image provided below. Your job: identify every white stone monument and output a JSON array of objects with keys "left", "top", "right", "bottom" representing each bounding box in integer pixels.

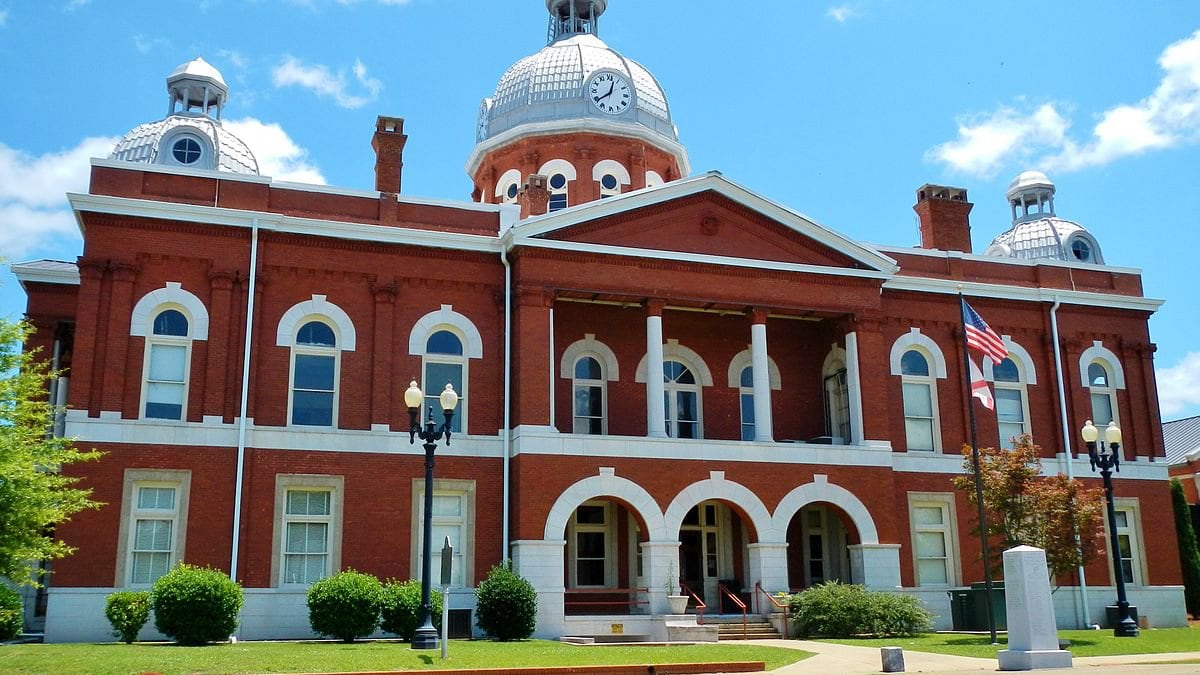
[{"left": 998, "top": 545, "right": 1072, "bottom": 670}]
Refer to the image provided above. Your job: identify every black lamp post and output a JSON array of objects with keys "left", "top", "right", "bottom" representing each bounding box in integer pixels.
[
  {"left": 404, "top": 379, "right": 459, "bottom": 650},
  {"left": 1080, "top": 419, "right": 1139, "bottom": 638}
]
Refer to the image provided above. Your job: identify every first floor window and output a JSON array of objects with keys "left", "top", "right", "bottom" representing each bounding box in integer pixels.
[
  {"left": 412, "top": 479, "right": 475, "bottom": 587},
  {"left": 571, "top": 502, "right": 611, "bottom": 587},
  {"left": 1112, "top": 502, "right": 1143, "bottom": 586},
  {"left": 117, "top": 469, "right": 190, "bottom": 588},
  {"left": 273, "top": 475, "right": 343, "bottom": 587},
  {"left": 908, "top": 494, "right": 957, "bottom": 587}
]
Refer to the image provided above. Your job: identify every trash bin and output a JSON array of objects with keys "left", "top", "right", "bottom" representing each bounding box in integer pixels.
[
  {"left": 968, "top": 582, "right": 1007, "bottom": 631},
  {"left": 949, "top": 590, "right": 973, "bottom": 630}
]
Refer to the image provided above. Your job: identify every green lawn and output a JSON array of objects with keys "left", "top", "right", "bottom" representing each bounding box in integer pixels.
[
  {"left": 821, "top": 626, "right": 1199, "bottom": 659},
  {"left": 0, "top": 639, "right": 812, "bottom": 675}
]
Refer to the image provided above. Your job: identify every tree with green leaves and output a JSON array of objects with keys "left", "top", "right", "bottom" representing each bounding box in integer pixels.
[
  {"left": 0, "top": 317, "right": 101, "bottom": 585},
  {"left": 1169, "top": 478, "right": 1200, "bottom": 617},
  {"left": 953, "top": 435, "right": 1106, "bottom": 583}
]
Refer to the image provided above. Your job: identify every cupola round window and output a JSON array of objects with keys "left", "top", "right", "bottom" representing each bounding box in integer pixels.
[
  {"left": 172, "top": 137, "right": 203, "bottom": 165},
  {"left": 1070, "top": 238, "right": 1092, "bottom": 262},
  {"left": 600, "top": 174, "right": 618, "bottom": 190},
  {"left": 549, "top": 173, "right": 567, "bottom": 190},
  {"left": 506, "top": 183, "right": 519, "bottom": 200}
]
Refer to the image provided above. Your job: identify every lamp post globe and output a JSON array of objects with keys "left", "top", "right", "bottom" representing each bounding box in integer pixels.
[{"left": 406, "top": 379, "right": 459, "bottom": 650}]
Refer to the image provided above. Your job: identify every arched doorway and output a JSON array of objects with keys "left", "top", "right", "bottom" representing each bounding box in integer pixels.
[
  {"left": 785, "top": 502, "right": 860, "bottom": 590},
  {"left": 562, "top": 497, "right": 651, "bottom": 615},
  {"left": 676, "top": 500, "right": 756, "bottom": 612}
]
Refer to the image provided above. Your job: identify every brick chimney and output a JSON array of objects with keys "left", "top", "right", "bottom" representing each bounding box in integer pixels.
[
  {"left": 371, "top": 116, "right": 407, "bottom": 194},
  {"left": 914, "top": 184, "right": 973, "bottom": 253},
  {"left": 518, "top": 174, "right": 550, "bottom": 218}
]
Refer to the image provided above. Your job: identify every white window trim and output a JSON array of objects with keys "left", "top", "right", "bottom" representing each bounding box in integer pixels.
[
  {"left": 663, "top": 358, "right": 704, "bottom": 439},
  {"left": 634, "top": 339, "right": 714, "bottom": 386},
  {"left": 889, "top": 328, "right": 948, "bottom": 378},
  {"left": 158, "top": 129, "right": 215, "bottom": 171},
  {"left": 898, "top": 347, "right": 943, "bottom": 452},
  {"left": 571, "top": 355, "right": 608, "bottom": 435},
  {"left": 1105, "top": 498, "right": 1147, "bottom": 588},
  {"left": 495, "top": 168, "right": 522, "bottom": 203},
  {"left": 1077, "top": 341, "right": 1125, "bottom": 389},
  {"left": 559, "top": 334, "right": 620, "bottom": 382},
  {"left": 276, "top": 295, "right": 357, "bottom": 351},
  {"left": 272, "top": 474, "right": 344, "bottom": 587},
  {"left": 725, "top": 348, "right": 782, "bottom": 390},
  {"left": 287, "top": 319, "right": 341, "bottom": 428},
  {"left": 567, "top": 500, "right": 616, "bottom": 588},
  {"left": 907, "top": 492, "right": 960, "bottom": 588},
  {"left": 989, "top": 351, "right": 1033, "bottom": 447},
  {"left": 408, "top": 305, "right": 483, "bottom": 358},
  {"left": 115, "top": 469, "right": 191, "bottom": 587},
  {"left": 130, "top": 282, "right": 209, "bottom": 340},
  {"left": 644, "top": 170, "right": 665, "bottom": 188},
  {"left": 139, "top": 309, "right": 194, "bottom": 422},
  {"left": 983, "top": 336, "right": 1038, "bottom": 385},
  {"left": 591, "top": 159, "right": 631, "bottom": 186},
  {"left": 410, "top": 478, "right": 476, "bottom": 589}
]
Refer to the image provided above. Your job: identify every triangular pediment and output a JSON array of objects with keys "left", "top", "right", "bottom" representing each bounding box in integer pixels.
[{"left": 509, "top": 173, "right": 897, "bottom": 274}]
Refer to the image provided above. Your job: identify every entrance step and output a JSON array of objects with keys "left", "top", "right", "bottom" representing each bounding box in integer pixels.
[{"left": 711, "top": 619, "right": 782, "bottom": 641}]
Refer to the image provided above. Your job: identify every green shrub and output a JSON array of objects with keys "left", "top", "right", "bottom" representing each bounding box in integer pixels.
[
  {"left": 475, "top": 563, "right": 537, "bottom": 641},
  {"left": 0, "top": 585, "right": 22, "bottom": 640},
  {"left": 380, "top": 579, "right": 442, "bottom": 642},
  {"left": 789, "top": 581, "right": 931, "bottom": 638},
  {"left": 151, "top": 564, "right": 243, "bottom": 645},
  {"left": 306, "top": 570, "right": 383, "bottom": 642},
  {"left": 104, "top": 590, "right": 150, "bottom": 644},
  {"left": 1170, "top": 478, "right": 1200, "bottom": 617}
]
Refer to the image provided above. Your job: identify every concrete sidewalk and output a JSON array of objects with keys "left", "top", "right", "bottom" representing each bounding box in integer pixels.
[{"left": 748, "top": 638, "right": 1200, "bottom": 674}]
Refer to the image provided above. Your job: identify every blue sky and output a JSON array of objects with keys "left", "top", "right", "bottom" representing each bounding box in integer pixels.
[{"left": 1, "top": 1, "right": 1198, "bottom": 423}]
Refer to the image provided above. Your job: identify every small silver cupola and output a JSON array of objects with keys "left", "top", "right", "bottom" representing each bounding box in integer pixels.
[
  {"left": 547, "top": 0, "right": 607, "bottom": 43},
  {"left": 166, "top": 57, "right": 228, "bottom": 120},
  {"left": 1006, "top": 170, "right": 1056, "bottom": 224}
]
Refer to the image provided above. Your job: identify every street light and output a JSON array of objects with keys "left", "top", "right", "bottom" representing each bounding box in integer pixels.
[
  {"left": 1080, "top": 419, "right": 1139, "bottom": 638},
  {"left": 405, "top": 379, "right": 459, "bottom": 650}
]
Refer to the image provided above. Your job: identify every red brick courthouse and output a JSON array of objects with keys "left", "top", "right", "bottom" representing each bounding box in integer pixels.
[{"left": 15, "top": 1, "right": 1184, "bottom": 641}]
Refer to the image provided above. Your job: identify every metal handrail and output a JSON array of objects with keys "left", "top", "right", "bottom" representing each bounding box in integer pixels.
[
  {"left": 718, "top": 582, "right": 747, "bottom": 639},
  {"left": 678, "top": 581, "right": 706, "bottom": 624},
  {"left": 755, "top": 581, "right": 790, "bottom": 638},
  {"left": 564, "top": 587, "right": 649, "bottom": 614}
]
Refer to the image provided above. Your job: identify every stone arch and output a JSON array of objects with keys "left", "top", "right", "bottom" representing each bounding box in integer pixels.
[
  {"left": 130, "top": 282, "right": 209, "bottom": 340},
  {"left": 889, "top": 327, "right": 947, "bottom": 378},
  {"left": 771, "top": 475, "right": 879, "bottom": 544},
  {"left": 634, "top": 339, "right": 714, "bottom": 386},
  {"left": 543, "top": 469, "right": 666, "bottom": 541},
  {"left": 1079, "top": 340, "right": 1126, "bottom": 389},
  {"left": 592, "top": 159, "right": 631, "bottom": 186},
  {"left": 494, "top": 168, "right": 522, "bottom": 201},
  {"left": 983, "top": 335, "right": 1039, "bottom": 385},
  {"left": 559, "top": 334, "right": 620, "bottom": 381},
  {"left": 276, "top": 295, "right": 357, "bottom": 351},
  {"left": 538, "top": 158, "right": 578, "bottom": 182},
  {"left": 408, "top": 304, "right": 483, "bottom": 359},
  {"left": 663, "top": 471, "right": 774, "bottom": 543},
  {"left": 726, "top": 348, "right": 782, "bottom": 389}
]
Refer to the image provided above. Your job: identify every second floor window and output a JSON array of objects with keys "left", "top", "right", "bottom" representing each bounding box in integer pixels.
[
  {"left": 1088, "top": 362, "right": 1118, "bottom": 427},
  {"left": 143, "top": 309, "right": 191, "bottom": 420},
  {"left": 823, "top": 365, "right": 850, "bottom": 444},
  {"left": 573, "top": 356, "right": 606, "bottom": 434},
  {"left": 424, "top": 330, "right": 465, "bottom": 433},
  {"left": 291, "top": 321, "right": 338, "bottom": 426},
  {"left": 993, "top": 357, "right": 1029, "bottom": 447},
  {"left": 664, "top": 360, "right": 701, "bottom": 439},
  {"left": 900, "top": 350, "right": 939, "bottom": 452},
  {"left": 739, "top": 366, "right": 755, "bottom": 441}
]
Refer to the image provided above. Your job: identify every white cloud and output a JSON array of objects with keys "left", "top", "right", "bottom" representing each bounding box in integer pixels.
[
  {"left": 0, "top": 9, "right": 8, "bottom": 27},
  {"left": 1158, "top": 351, "right": 1200, "bottom": 419},
  {"left": 826, "top": 5, "right": 860, "bottom": 23},
  {"left": 925, "top": 104, "right": 1069, "bottom": 177},
  {"left": 929, "top": 29, "right": 1200, "bottom": 177},
  {"left": 64, "top": 0, "right": 90, "bottom": 10},
  {"left": 0, "top": 137, "right": 116, "bottom": 259},
  {"left": 224, "top": 117, "right": 326, "bottom": 184},
  {"left": 132, "top": 33, "right": 170, "bottom": 54},
  {"left": 271, "top": 56, "right": 382, "bottom": 109}
]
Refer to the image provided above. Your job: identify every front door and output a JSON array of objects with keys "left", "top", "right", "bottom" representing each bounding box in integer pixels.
[{"left": 678, "top": 501, "right": 730, "bottom": 609}]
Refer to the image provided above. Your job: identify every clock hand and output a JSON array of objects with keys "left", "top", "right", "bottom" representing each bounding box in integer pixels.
[{"left": 598, "top": 80, "right": 615, "bottom": 102}]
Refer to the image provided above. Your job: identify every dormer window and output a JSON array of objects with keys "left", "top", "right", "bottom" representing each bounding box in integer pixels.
[
  {"left": 172, "top": 137, "right": 203, "bottom": 164},
  {"left": 1070, "top": 237, "right": 1092, "bottom": 262},
  {"left": 159, "top": 131, "right": 212, "bottom": 169}
]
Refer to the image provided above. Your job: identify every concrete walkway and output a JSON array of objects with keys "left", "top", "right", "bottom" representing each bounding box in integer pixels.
[{"left": 744, "top": 638, "right": 1200, "bottom": 674}]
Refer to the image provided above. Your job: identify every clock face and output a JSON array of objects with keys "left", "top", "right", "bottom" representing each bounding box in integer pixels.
[
  {"left": 587, "top": 72, "right": 633, "bottom": 115},
  {"left": 476, "top": 100, "right": 490, "bottom": 140}
]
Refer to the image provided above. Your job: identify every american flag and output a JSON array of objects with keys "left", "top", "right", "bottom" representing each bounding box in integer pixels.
[
  {"left": 962, "top": 299, "right": 1007, "bottom": 364},
  {"left": 969, "top": 358, "right": 994, "bottom": 410}
]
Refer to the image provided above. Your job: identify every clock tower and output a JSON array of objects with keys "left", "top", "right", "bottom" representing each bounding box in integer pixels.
[{"left": 467, "top": 0, "right": 689, "bottom": 217}]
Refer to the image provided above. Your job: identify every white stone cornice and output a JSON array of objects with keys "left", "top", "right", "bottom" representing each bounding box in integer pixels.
[{"left": 883, "top": 276, "right": 1163, "bottom": 312}]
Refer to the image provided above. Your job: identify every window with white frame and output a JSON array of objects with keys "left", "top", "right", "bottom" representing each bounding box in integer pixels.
[
  {"left": 993, "top": 357, "right": 1030, "bottom": 448},
  {"left": 598, "top": 173, "right": 621, "bottom": 198},
  {"left": 569, "top": 502, "right": 613, "bottom": 587},
  {"left": 412, "top": 479, "right": 475, "bottom": 588},
  {"left": 900, "top": 350, "right": 940, "bottom": 451},
  {"left": 664, "top": 359, "right": 701, "bottom": 439},
  {"left": 738, "top": 366, "right": 755, "bottom": 441},
  {"left": 116, "top": 469, "right": 190, "bottom": 588},
  {"left": 1088, "top": 361, "right": 1118, "bottom": 427},
  {"left": 424, "top": 330, "right": 466, "bottom": 433},
  {"left": 1111, "top": 501, "right": 1144, "bottom": 586},
  {"left": 573, "top": 356, "right": 606, "bottom": 434},
  {"left": 272, "top": 475, "right": 342, "bottom": 587},
  {"left": 142, "top": 308, "right": 191, "bottom": 420},
  {"left": 548, "top": 173, "right": 568, "bottom": 211},
  {"left": 823, "top": 361, "right": 850, "bottom": 444},
  {"left": 908, "top": 494, "right": 958, "bottom": 587},
  {"left": 290, "top": 320, "right": 339, "bottom": 426}
]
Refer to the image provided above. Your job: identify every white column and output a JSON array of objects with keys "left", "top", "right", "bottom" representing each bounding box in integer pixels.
[
  {"left": 845, "top": 332, "right": 865, "bottom": 445},
  {"left": 510, "top": 539, "right": 567, "bottom": 639},
  {"left": 750, "top": 316, "right": 773, "bottom": 442},
  {"left": 641, "top": 540, "right": 681, "bottom": 614},
  {"left": 646, "top": 310, "right": 667, "bottom": 438},
  {"left": 747, "top": 542, "right": 789, "bottom": 613},
  {"left": 848, "top": 543, "right": 901, "bottom": 589}
]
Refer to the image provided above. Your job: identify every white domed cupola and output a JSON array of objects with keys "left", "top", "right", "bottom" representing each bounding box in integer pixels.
[
  {"left": 984, "top": 171, "right": 1104, "bottom": 264},
  {"left": 109, "top": 58, "right": 259, "bottom": 175}
]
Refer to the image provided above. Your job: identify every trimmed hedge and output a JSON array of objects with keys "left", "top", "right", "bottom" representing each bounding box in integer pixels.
[
  {"left": 307, "top": 570, "right": 383, "bottom": 642},
  {"left": 380, "top": 579, "right": 442, "bottom": 642},
  {"left": 104, "top": 590, "right": 150, "bottom": 644},
  {"left": 151, "top": 564, "right": 243, "bottom": 645},
  {"left": 789, "top": 581, "right": 932, "bottom": 638},
  {"left": 475, "top": 563, "right": 537, "bottom": 641},
  {"left": 0, "top": 584, "right": 22, "bottom": 641}
]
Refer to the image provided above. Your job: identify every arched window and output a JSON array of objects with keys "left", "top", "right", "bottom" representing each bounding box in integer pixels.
[
  {"left": 598, "top": 173, "right": 621, "bottom": 198},
  {"left": 573, "top": 356, "right": 606, "bottom": 434},
  {"left": 664, "top": 359, "right": 701, "bottom": 439},
  {"left": 1088, "top": 361, "right": 1118, "bottom": 426},
  {"left": 738, "top": 366, "right": 754, "bottom": 441},
  {"left": 424, "top": 330, "right": 466, "bottom": 433},
  {"left": 548, "top": 173, "right": 569, "bottom": 211},
  {"left": 993, "top": 357, "right": 1030, "bottom": 447},
  {"left": 592, "top": 159, "right": 630, "bottom": 197},
  {"left": 143, "top": 308, "right": 191, "bottom": 420},
  {"left": 823, "top": 357, "right": 850, "bottom": 444},
  {"left": 900, "top": 350, "right": 939, "bottom": 452},
  {"left": 290, "top": 320, "right": 338, "bottom": 427}
]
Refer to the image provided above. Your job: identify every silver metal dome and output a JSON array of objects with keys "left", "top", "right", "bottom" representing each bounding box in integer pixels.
[
  {"left": 985, "top": 171, "right": 1103, "bottom": 264},
  {"left": 109, "top": 58, "right": 259, "bottom": 175},
  {"left": 479, "top": 32, "right": 676, "bottom": 144}
]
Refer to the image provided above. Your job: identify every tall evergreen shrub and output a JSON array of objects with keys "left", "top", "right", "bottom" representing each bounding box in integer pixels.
[{"left": 1170, "top": 478, "right": 1200, "bottom": 617}]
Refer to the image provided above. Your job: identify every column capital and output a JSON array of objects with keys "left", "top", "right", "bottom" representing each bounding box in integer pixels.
[
  {"left": 750, "top": 307, "right": 769, "bottom": 324},
  {"left": 209, "top": 270, "right": 237, "bottom": 291},
  {"left": 77, "top": 258, "right": 107, "bottom": 280},
  {"left": 645, "top": 298, "right": 665, "bottom": 317},
  {"left": 371, "top": 280, "right": 398, "bottom": 304},
  {"left": 109, "top": 262, "right": 140, "bottom": 283}
]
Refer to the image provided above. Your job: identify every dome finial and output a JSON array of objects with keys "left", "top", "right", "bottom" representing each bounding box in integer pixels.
[
  {"left": 546, "top": 0, "right": 607, "bottom": 43},
  {"left": 166, "top": 56, "right": 229, "bottom": 121}
]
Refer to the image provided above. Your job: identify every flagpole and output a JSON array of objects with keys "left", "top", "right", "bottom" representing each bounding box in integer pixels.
[{"left": 959, "top": 291, "right": 998, "bottom": 645}]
